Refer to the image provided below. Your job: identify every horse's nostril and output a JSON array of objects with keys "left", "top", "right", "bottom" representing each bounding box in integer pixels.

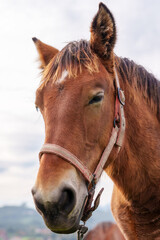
[
  {"left": 59, "top": 188, "right": 76, "bottom": 214},
  {"left": 32, "top": 187, "right": 76, "bottom": 217},
  {"left": 34, "top": 198, "right": 47, "bottom": 216}
]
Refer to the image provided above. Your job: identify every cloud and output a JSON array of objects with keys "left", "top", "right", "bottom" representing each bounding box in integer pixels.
[
  {"left": 0, "top": 167, "right": 7, "bottom": 173},
  {"left": 113, "top": 0, "right": 160, "bottom": 78},
  {"left": 0, "top": 165, "right": 37, "bottom": 207}
]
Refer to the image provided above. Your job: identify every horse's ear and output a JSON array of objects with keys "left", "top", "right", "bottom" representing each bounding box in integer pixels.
[
  {"left": 90, "top": 3, "right": 116, "bottom": 73},
  {"left": 32, "top": 37, "right": 59, "bottom": 69}
]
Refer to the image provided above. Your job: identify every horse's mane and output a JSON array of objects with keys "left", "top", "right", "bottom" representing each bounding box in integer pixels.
[
  {"left": 41, "top": 40, "right": 99, "bottom": 88},
  {"left": 116, "top": 57, "right": 160, "bottom": 121}
]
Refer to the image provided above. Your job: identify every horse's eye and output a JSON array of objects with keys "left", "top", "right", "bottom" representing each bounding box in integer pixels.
[{"left": 89, "top": 92, "right": 104, "bottom": 105}]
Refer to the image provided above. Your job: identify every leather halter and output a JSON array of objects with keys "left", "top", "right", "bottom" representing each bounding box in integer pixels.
[
  {"left": 38, "top": 68, "right": 125, "bottom": 229},
  {"left": 39, "top": 69, "right": 125, "bottom": 184}
]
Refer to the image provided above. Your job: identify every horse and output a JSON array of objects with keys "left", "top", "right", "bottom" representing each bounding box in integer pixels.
[
  {"left": 84, "top": 222, "right": 125, "bottom": 240},
  {"left": 32, "top": 2, "right": 160, "bottom": 239}
]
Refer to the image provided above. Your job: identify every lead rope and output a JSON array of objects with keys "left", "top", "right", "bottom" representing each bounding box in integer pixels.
[
  {"left": 77, "top": 186, "right": 104, "bottom": 239},
  {"left": 77, "top": 177, "right": 104, "bottom": 239}
]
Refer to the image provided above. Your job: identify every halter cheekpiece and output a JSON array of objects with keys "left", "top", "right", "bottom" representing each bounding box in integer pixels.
[{"left": 39, "top": 68, "right": 125, "bottom": 239}]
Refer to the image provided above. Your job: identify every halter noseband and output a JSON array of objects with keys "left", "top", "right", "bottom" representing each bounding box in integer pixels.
[{"left": 38, "top": 68, "right": 125, "bottom": 234}]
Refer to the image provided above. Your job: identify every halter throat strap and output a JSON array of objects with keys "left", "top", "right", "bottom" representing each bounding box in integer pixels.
[{"left": 39, "top": 69, "right": 125, "bottom": 184}]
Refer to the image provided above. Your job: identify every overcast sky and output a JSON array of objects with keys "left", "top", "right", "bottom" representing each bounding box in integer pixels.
[{"left": 0, "top": 0, "right": 160, "bottom": 208}]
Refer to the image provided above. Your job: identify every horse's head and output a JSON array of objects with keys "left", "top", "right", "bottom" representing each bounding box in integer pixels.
[{"left": 32, "top": 3, "right": 117, "bottom": 233}]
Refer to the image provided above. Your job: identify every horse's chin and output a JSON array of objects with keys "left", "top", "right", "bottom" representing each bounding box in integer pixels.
[
  {"left": 52, "top": 226, "right": 79, "bottom": 234},
  {"left": 43, "top": 211, "right": 82, "bottom": 234},
  {"left": 48, "top": 218, "right": 80, "bottom": 234}
]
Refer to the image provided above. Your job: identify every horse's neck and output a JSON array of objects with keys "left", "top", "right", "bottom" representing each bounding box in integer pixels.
[
  {"left": 108, "top": 73, "right": 160, "bottom": 239},
  {"left": 109, "top": 72, "right": 160, "bottom": 209},
  {"left": 111, "top": 185, "right": 160, "bottom": 240}
]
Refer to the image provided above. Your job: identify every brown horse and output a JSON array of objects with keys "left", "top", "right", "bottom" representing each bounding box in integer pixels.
[
  {"left": 84, "top": 222, "right": 125, "bottom": 240},
  {"left": 32, "top": 2, "right": 160, "bottom": 240}
]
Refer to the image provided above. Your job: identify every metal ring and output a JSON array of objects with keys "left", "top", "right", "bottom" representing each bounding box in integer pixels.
[{"left": 117, "top": 88, "right": 125, "bottom": 106}]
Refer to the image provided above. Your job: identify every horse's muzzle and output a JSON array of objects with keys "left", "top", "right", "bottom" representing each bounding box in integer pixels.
[{"left": 32, "top": 184, "right": 87, "bottom": 233}]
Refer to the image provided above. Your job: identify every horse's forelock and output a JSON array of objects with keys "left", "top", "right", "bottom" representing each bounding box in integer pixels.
[{"left": 40, "top": 40, "right": 100, "bottom": 88}]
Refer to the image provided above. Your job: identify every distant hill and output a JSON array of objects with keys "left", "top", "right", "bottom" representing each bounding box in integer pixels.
[{"left": 0, "top": 204, "right": 114, "bottom": 240}]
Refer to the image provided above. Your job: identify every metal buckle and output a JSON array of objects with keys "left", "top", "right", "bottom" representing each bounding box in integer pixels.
[{"left": 77, "top": 224, "right": 88, "bottom": 240}]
